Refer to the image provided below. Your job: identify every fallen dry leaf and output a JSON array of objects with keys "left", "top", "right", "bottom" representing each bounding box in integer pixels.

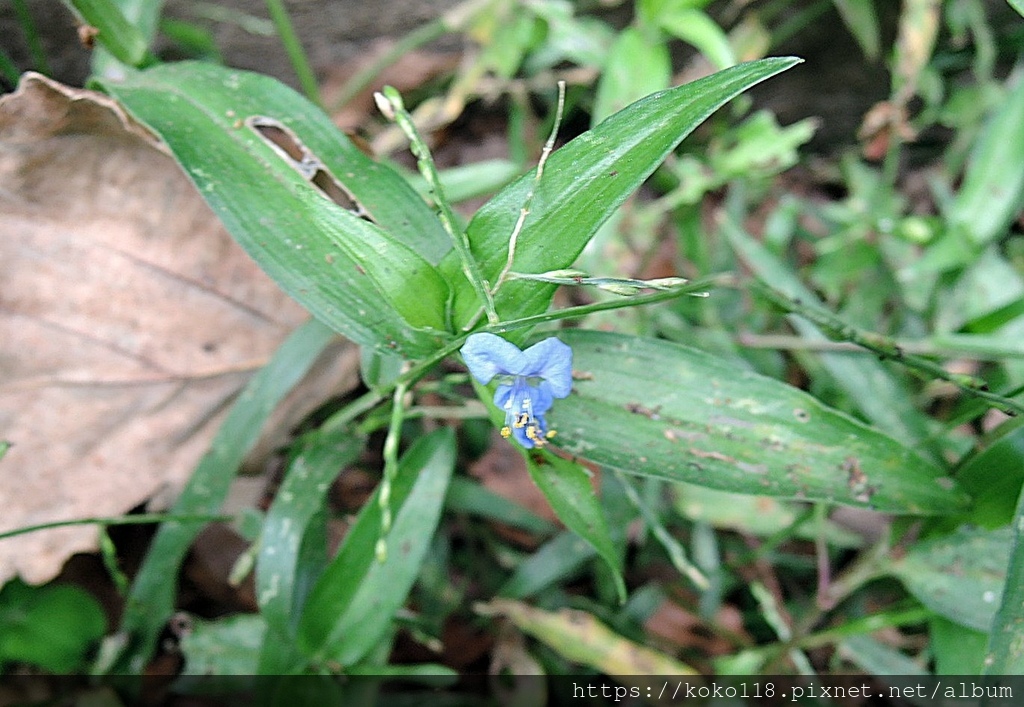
[{"left": 0, "top": 74, "right": 358, "bottom": 585}]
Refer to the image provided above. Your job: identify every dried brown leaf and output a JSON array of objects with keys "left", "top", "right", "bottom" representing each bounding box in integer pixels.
[{"left": 0, "top": 75, "right": 357, "bottom": 585}]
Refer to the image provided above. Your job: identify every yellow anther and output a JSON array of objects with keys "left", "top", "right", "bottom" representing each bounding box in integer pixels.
[{"left": 501, "top": 426, "right": 512, "bottom": 438}]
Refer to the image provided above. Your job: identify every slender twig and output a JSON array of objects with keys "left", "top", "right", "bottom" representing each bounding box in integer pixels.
[
  {"left": 328, "top": 19, "right": 449, "bottom": 111},
  {"left": 484, "top": 275, "right": 725, "bottom": 334},
  {"left": 492, "top": 81, "right": 566, "bottom": 294},
  {"left": 376, "top": 378, "right": 410, "bottom": 562},
  {"left": 738, "top": 332, "right": 1024, "bottom": 360},
  {"left": 376, "top": 86, "right": 498, "bottom": 324},
  {"left": 744, "top": 605, "right": 931, "bottom": 664},
  {"left": 0, "top": 512, "right": 232, "bottom": 542},
  {"left": 752, "top": 280, "right": 1024, "bottom": 416},
  {"left": 264, "top": 0, "right": 322, "bottom": 107},
  {"left": 315, "top": 337, "right": 466, "bottom": 440},
  {"left": 615, "top": 471, "right": 709, "bottom": 590}
]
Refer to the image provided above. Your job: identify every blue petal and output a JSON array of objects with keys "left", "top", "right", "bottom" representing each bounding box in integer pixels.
[
  {"left": 493, "top": 379, "right": 552, "bottom": 416},
  {"left": 460, "top": 332, "right": 524, "bottom": 384},
  {"left": 493, "top": 382, "right": 515, "bottom": 411},
  {"left": 519, "top": 337, "right": 573, "bottom": 398},
  {"left": 531, "top": 381, "right": 554, "bottom": 414}
]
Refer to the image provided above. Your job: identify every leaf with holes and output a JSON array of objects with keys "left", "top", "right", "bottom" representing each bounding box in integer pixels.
[
  {"left": 546, "top": 330, "right": 968, "bottom": 514},
  {"left": 98, "top": 62, "right": 452, "bottom": 357}
]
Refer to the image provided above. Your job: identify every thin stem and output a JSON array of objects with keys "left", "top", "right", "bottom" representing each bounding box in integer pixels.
[
  {"left": 491, "top": 81, "right": 566, "bottom": 295},
  {"left": 0, "top": 512, "right": 232, "bottom": 542},
  {"left": 615, "top": 471, "right": 709, "bottom": 590},
  {"left": 264, "top": 0, "right": 322, "bottom": 107},
  {"left": 376, "top": 378, "right": 410, "bottom": 562},
  {"left": 745, "top": 604, "right": 931, "bottom": 664},
  {"left": 484, "top": 275, "right": 726, "bottom": 333},
  {"left": 795, "top": 535, "right": 892, "bottom": 637},
  {"left": 752, "top": 280, "right": 1024, "bottom": 416},
  {"left": 377, "top": 86, "right": 498, "bottom": 324},
  {"left": 328, "top": 19, "right": 449, "bottom": 111},
  {"left": 315, "top": 337, "right": 466, "bottom": 440}
]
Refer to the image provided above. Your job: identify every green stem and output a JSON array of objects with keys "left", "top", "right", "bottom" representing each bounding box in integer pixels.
[
  {"left": 485, "top": 275, "right": 726, "bottom": 333},
  {"left": 615, "top": 471, "right": 709, "bottom": 590},
  {"left": 0, "top": 512, "right": 232, "bottom": 542},
  {"left": 316, "top": 337, "right": 466, "bottom": 439},
  {"left": 328, "top": 18, "right": 449, "bottom": 111},
  {"left": 752, "top": 280, "right": 1024, "bottom": 416},
  {"left": 376, "top": 379, "right": 410, "bottom": 562},
  {"left": 747, "top": 604, "right": 931, "bottom": 664},
  {"left": 264, "top": 0, "right": 322, "bottom": 107},
  {"left": 738, "top": 332, "right": 1024, "bottom": 360},
  {"left": 378, "top": 86, "right": 498, "bottom": 324}
]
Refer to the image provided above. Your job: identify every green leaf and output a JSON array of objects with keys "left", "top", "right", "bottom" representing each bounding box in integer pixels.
[
  {"left": 99, "top": 62, "right": 452, "bottom": 356},
  {"left": 297, "top": 429, "right": 455, "bottom": 667},
  {"left": 657, "top": 8, "right": 736, "bottom": 70},
  {"left": 0, "top": 580, "right": 106, "bottom": 672},
  {"left": 592, "top": 26, "right": 672, "bottom": 126},
  {"left": 831, "top": 0, "right": 881, "bottom": 59},
  {"left": 61, "top": 0, "right": 150, "bottom": 66},
  {"left": 839, "top": 634, "right": 928, "bottom": 676},
  {"left": 948, "top": 73, "right": 1024, "bottom": 246},
  {"left": 1010, "top": 0, "right": 1024, "bottom": 18},
  {"left": 526, "top": 451, "right": 625, "bottom": 602},
  {"left": 954, "top": 418, "right": 1024, "bottom": 528},
  {"left": 891, "top": 525, "right": 1011, "bottom": 632},
  {"left": 930, "top": 616, "right": 986, "bottom": 675},
  {"left": 110, "top": 319, "right": 338, "bottom": 673},
  {"left": 445, "top": 476, "right": 557, "bottom": 536},
  {"left": 725, "top": 217, "right": 936, "bottom": 452},
  {"left": 499, "top": 530, "right": 597, "bottom": 599},
  {"left": 547, "top": 330, "right": 968, "bottom": 514},
  {"left": 256, "top": 431, "right": 364, "bottom": 640},
  {"left": 984, "top": 486, "right": 1024, "bottom": 673},
  {"left": 180, "top": 614, "right": 265, "bottom": 675},
  {"left": 445, "top": 57, "right": 802, "bottom": 330}
]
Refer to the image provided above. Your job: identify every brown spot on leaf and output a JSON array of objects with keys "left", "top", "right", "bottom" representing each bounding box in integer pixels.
[{"left": 626, "top": 402, "right": 661, "bottom": 420}]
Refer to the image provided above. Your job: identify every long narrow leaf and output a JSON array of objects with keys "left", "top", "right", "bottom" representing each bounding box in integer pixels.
[
  {"left": 526, "top": 451, "right": 625, "bottom": 602},
  {"left": 444, "top": 57, "right": 801, "bottom": 330},
  {"left": 547, "top": 330, "right": 968, "bottom": 514},
  {"left": 297, "top": 429, "right": 455, "bottom": 667},
  {"left": 110, "top": 319, "right": 337, "bottom": 673},
  {"left": 983, "top": 487, "right": 1024, "bottom": 673},
  {"left": 256, "top": 431, "right": 364, "bottom": 639}
]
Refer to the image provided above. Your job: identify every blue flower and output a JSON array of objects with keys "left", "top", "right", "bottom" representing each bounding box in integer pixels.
[{"left": 460, "top": 333, "right": 573, "bottom": 449}]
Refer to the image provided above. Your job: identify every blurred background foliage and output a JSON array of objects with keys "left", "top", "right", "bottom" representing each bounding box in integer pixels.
[{"left": 1, "top": 0, "right": 1024, "bottom": 697}]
